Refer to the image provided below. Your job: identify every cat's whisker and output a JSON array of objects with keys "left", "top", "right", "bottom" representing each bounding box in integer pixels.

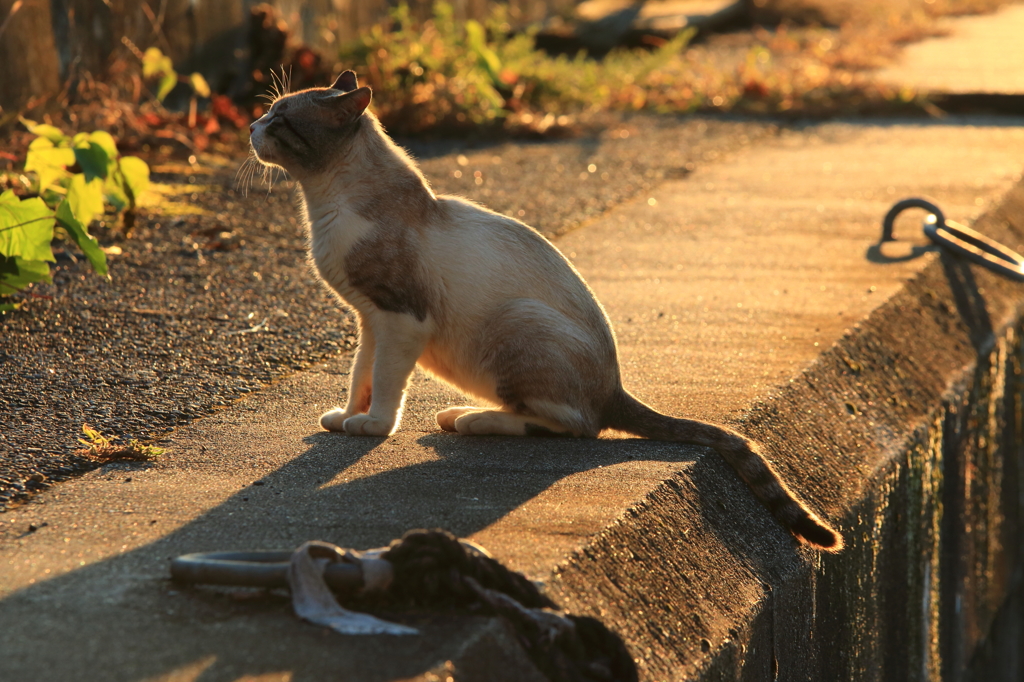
[
  {"left": 236, "top": 154, "right": 260, "bottom": 196},
  {"left": 271, "top": 166, "right": 287, "bottom": 193},
  {"left": 234, "top": 154, "right": 251, "bottom": 184},
  {"left": 269, "top": 67, "right": 290, "bottom": 103},
  {"left": 249, "top": 161, "right": 261, "bottom": 194},
  {"left": 263, "top": 75, "right": 279, "bottom": 106},
  {"left": 256, "top": 162, "right": 277, "bottom": 196}
]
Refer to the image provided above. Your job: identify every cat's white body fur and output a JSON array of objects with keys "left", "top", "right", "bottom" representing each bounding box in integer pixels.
[{"left": 247, "top": 71, "right": 842, "bottom": 551}]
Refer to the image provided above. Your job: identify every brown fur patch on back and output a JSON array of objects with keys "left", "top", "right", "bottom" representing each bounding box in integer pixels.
[{"left": 343, "top": 149, "right": 443, "bottom": 322}]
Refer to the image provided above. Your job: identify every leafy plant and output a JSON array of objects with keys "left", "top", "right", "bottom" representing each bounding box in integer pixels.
[
  {"left": 339, "top": 1, "right": 957, "bottom": 135},
  {"left": 340, "top": 2, "right": 696, "bottom": 134},
  {"left": 142, "top": 46, "right": 211, "bottom": 103},
  {"left": 0, "top": 120, "right": 150, "bottom": 310},
  {"left": 141, "top": 46, "right": 211, "bottom": 128},
  {"left": 23, "top": 120, "right": 150, "bottom": 224},
  {"left": 76, "top": 424, "right": 165, "bottom": 462}
]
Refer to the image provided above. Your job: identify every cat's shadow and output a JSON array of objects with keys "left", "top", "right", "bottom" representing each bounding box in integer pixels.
[
  {"left": 286, "top": 428, "right": 698, "bottom": 549},
  {"left": 0, "top": 423, "right": 701, "bottom": 682}
]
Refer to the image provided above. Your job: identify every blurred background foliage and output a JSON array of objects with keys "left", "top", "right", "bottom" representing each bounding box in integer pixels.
[{"left": 0, "top": 0, "right": 1013, "bottom": 142}]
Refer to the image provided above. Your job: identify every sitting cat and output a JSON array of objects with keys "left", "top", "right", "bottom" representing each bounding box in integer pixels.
[{"left": 248, "top": 71, "right": 842, "bottom": 552}]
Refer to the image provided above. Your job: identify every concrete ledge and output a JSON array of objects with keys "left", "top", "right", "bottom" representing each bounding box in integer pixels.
[{"left": 552, "top": 182, "right": 1024, "bottom": 680}]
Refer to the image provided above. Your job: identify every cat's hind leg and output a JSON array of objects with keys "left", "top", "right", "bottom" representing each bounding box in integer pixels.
[
  {"left": 437, "top": 406, "right": 481, "bottom": 432},
  {"left": 452, "top": 408, "right": 579, "bottom": 437},
  {"left": 472, "top": 299, "right": 613, "bottom": 438},
  {"left": 438, "top": 406, "right": 575, "bottom": 435}
]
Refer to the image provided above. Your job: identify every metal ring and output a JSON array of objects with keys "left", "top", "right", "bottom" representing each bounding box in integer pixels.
[
  {"left": 170, "top": 550, "right": 364, "bottom": 592},
  {"left": 881, "top": 198, "right": 946, "bottom": 242}
]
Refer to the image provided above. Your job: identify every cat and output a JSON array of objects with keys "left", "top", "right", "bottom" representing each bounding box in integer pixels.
[{"left": 248, "top": 71, "right": 843, "bottom": 552}]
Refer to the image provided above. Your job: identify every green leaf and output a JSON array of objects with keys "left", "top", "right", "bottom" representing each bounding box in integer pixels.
[
  {"left": 0, "top": 301, "right": 22, "bottom": 312},
  {"left": 157, "top": 73, "right": 178, "bottom": 102},
  {"left": 20, "top": 117, "right": 68, "bottom": 145},
  {"left": 73, "top": 142, "right": 111, "bottom": 182},
  {"left": 56, "top": 200, "right": 107, "bottom": 278},
  {"left": 118, "top": 156, "right": 150, "bottom": 205},
  {"left": 189, "top": 72, "right": 211, "bottom": 98},
  {"left": 0, "top": 192, "right": 56, "bottom": 262},
  {"left": 66, "top": 173, "right": 106, "bottom": 227},
  {"left": 25, "top": 137, "right": 75, "bottom": 192},
  {"left": 142, "top": 47, "right": 174, "bottom": 79},
  {"left": 84, "top": 131, "right": 119, "bottom": 160},
  {"left": 141, "top": 47, "right": 180, "bottom": 102},
  {"left": 0, "top": 257, "right": 52, "bottom": 295},
  {"left": 465, "top": 19, "right": 502, "bottom": 85}
]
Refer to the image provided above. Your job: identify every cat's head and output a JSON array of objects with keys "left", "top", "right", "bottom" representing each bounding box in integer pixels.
[{"left": 249, "top": 71, "right": 372, "bottom": 177}]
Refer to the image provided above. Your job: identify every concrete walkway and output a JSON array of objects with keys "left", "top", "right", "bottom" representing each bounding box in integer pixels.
[
  {"left": 877, "top": 2, "right": 1024, "bottom": 95},
  {"left": 2, "top": 118, "right": 1023, "bottom": 681}
]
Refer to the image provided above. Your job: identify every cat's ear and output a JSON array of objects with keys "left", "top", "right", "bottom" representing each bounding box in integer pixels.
[
  {"left": 330, "top": 70, "right": 358, "bottom": 92},
  {"left": 329, "top": 86, "right": 372, "bottom": 121}
]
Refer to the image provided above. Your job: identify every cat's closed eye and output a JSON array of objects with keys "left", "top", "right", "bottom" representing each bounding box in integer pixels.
[{"left": 267, "top": 112, "right": 312, "bottom": 149}]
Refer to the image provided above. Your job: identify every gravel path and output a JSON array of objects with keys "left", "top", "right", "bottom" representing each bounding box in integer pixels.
[{"left": 0, "top": 114, "right": 774, "bottom": 509}]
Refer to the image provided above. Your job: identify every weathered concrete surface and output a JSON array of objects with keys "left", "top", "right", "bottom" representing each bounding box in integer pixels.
[
  {"left": 2, "top": 119, "right": 1024, "bottom": 681},
  {"left": 877, "top": 3, "right": 1024, "bottom": 95},
  {"left": 557, "top": 182, "right": 1024, "bottom": 679},
  {"left": 552, "top": 121, "right": 1024, "bottom": 679},
  {"left": 968, "top": 570, "right": 1024, "bottom": 681}
]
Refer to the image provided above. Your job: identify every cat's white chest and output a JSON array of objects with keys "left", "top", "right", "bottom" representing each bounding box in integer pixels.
[{"left": 307, "top": 202, "right": 374, "bottom": 307}]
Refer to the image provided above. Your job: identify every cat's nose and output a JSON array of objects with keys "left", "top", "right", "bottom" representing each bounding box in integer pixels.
[{"left": 249, "top": 122, "right": 256, "bottom": 133}]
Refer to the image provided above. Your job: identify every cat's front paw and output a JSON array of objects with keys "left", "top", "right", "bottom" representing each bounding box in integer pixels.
[
  {"left": 342, "top": 414, "right": 395, "bottom": 437},
  {"left": 320, "top": 408, "right": 357, "bottom": 432}
]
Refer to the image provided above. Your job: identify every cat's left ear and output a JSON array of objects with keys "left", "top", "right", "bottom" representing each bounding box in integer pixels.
[
  {"left": 328, "top": 86, "right": 372, "bottom": 121},
  {"left": 330, "top": 71, "right": 358, "bottom": 92}
]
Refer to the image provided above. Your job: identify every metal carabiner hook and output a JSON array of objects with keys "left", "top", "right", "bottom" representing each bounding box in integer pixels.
[
  {"left": 881, "top": 198, "right": 946, "bottom": 243},
  {"left": 882, "top": 197, "right": 1024, "bottom": 281}
]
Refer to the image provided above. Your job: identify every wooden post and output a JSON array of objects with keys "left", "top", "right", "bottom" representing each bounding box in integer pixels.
[{"left": 0, "top": 0, "right": 62, "bottom": 114}]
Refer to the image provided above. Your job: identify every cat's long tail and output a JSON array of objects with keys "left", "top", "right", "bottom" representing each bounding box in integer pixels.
[{"left": 603, "top": 389, "right": 843, "bottom": 552}]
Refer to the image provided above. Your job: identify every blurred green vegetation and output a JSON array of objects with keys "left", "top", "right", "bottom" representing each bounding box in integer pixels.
[
  {"left": 336, "top": 2, "right": 943, "bottom": 136},
  {"left": 339, "top": 3, "right": 695, "bottom": 134}
]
